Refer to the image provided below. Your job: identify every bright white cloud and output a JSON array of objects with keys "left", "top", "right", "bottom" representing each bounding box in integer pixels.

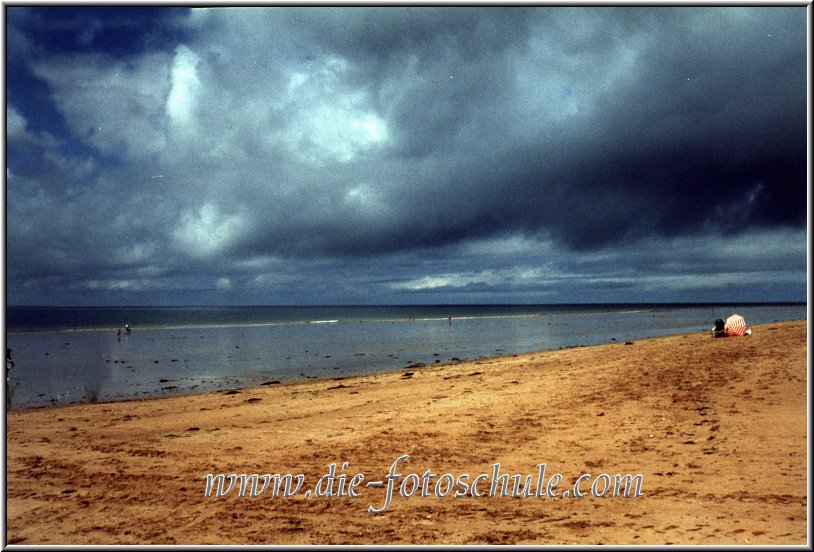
[
  {"left": 392, "top": 269, "right": 516, "bottom": 291},
  {"left": 166, "top": 45, "right": 202, "bottom": 129},
  {"left": 275, "top": 55, "right": 389, "bottom": 164},
  {"left": 172, "top": 203, "right": 246, "bottom": 259},
  {"left": 82, "top": 279, "right": 137, "bottom": 291}
]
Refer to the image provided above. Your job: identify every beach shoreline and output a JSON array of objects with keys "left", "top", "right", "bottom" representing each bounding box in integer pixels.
[
  {"left": 6, "top": 304, "right": 807, "bottom": 410},
  {"left": 5, "top": 320, "right": 808, "bottom": 545}
]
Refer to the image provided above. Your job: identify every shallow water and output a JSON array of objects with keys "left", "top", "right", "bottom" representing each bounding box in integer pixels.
[{"left": 5, "top": 304, "right": 805, "bottom": 409}]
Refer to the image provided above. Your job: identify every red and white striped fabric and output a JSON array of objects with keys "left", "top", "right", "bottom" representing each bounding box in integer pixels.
[{"left": 724, "top": 314, "right": 747, "bottom": 336}]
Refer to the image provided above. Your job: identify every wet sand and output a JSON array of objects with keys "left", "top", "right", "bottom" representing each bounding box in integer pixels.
[{"left": 5, "top": 320, "right": 807, "bottom": 545}]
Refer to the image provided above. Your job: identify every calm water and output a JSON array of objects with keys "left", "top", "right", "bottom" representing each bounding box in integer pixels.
[{"left": 4, "top": 304, "right": 806, "bottom": 409}]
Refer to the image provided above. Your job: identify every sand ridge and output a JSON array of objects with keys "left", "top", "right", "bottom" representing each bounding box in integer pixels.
[{"left": 5, "top": 319, "right": 808, "bottom": 544}]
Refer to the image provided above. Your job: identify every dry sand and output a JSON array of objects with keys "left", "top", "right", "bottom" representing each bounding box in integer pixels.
[{"left": 5, "top": 319, "right": 808, "bottom": 545}]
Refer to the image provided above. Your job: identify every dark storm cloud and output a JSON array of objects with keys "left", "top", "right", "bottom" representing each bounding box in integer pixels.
[
  {"left": 354, "top": 7, "right": 808, "bottom": 252},
  {"left": 5, "top": 6, "right": 807, "bottom": 305},
  {"left": 212, "top": 6, "right": 806, "bottom": 258}
]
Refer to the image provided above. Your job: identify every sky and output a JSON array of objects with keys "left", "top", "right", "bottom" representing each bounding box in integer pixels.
[{"left": 4, "top": 6, "right": 809, "bottom": 306}]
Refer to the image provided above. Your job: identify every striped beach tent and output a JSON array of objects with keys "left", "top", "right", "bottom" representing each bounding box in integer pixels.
[{"left": 724, "top": 314, "right": 748, "bottom": 336}]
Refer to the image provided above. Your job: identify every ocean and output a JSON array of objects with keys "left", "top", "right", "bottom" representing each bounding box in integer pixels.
[{"left": 4, "top": 303, "right": 806, "bottom": 409}]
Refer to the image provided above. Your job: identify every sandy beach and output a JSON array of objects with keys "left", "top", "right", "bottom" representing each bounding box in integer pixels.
[{"left": 5, "top": 319, "right": 807, "bottom": 545}]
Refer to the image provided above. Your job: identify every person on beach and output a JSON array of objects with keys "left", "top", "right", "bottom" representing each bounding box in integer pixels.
[
  {"left": 6, "top": 348, "right": 14, "bottom": 410},
  {"left": 712, "top": 319, "right": 727, "bottom": 338},
  {"left": 125, "top": 324, "right": 131, "bottom": 336}
]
